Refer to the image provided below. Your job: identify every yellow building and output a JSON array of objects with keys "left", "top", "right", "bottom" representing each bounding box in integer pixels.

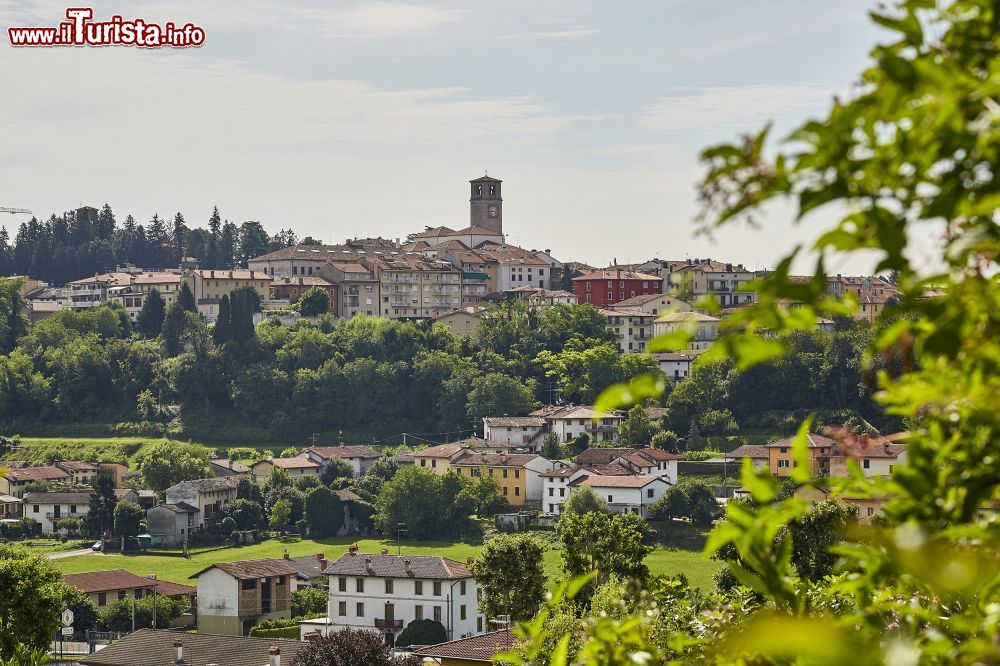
[
  {"left": 413, "top": 444, "right": 468, "bottom": 474},
  {"left": 766, "top": 433, "right": 835, "bottom": 477},
  {"left": 189, "top": 269, "right": 272, "bottom": 320},
  {"left": 450, "top": 452, "right": 551, "bottom": 507}
]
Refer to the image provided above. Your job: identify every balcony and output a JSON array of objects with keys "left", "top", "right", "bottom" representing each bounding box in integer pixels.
[{"left": 374, "top": 618, "right": 403, "bottom": 630}]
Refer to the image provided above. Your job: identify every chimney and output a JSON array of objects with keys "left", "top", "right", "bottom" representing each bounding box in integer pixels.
[
  {"left": 365, "top": 556, "right": 373, "bottom": 574},
  {"left": 380, "top": 547, "right": 389, "bottom": 555},
  {"left": 174, "top": 640, "right": 183, "bottom": 664},
  {"left": 404, "top": 559, "right": 412, "bottom": 575},
  {"left": 467, "top": 557, "right": 474, "bottom": 567},
  {"left": 315, "top": 552, "right": 325, "bottom": 562},
  {"left": 269, "top": 647, "right": 281, "bottom": 666},
  {"left": 228, "top": 271, "right": 233, "bottom": 279},
  {"left": 146, "top": 574, "right": 158, "bottom": 580},
  {"left": 349, "top": 545, "right": 358, "bottom": 556}
]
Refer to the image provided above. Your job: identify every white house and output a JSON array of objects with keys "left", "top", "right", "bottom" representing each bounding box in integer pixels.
[
  {"left": 726, "top": 444, "right": 769, "bottom": 471},
  {"left": 651, "top": 349, "right": 706, "bottom": 385},
  {"left": 305, "top": 445, "right": 381, "bottom": 477},
  {"left": 529, "top": 405, "right": 625, "bottom": 443},
  {"left": 569, "top": 475, "right": 669, "bottom": 516},
  {"left": 653, "top": 312, "right": 720, "bottom": 351},
  {"left": 600, "top": 307, "right": 655, "bottom": 354},
  {"left": 22, "top": 491, "right": 91, "bottom": 534},
  {"left": 249, "top": 456, "right": 322, "bottom": 484},
  {"left": 164, "top": 477, "right": 239, "bottom": 530},
  {"left": 482, "top": 416, "right": 547, "bottom": 449},
  {"left": 192, "top": 558, "right": 306, "bottom": 636},
  {"left": 575, "top": 447, "right": 681, "bottom": 485},
  {"left": 827, "top": 436, "right": 908, "bottom": 478},
  {"left": 306, "top": 549, "right": 483, "bottom": 647},
  {"left": 541, "top": 464, "right": 630, "bottom": 516}
]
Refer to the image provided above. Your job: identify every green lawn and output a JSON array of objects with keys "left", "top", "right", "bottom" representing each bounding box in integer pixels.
[{"left": 52, "top": 533, "right": 720, "bottom": 592}]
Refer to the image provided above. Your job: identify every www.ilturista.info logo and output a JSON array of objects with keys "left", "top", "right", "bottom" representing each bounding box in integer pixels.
[{"left": 8, "top": 7, "right": 205, "bottom": 48}]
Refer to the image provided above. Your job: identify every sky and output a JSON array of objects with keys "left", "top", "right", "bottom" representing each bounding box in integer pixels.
[{"left": 0, "top": 0, "right": 903, "bottom": 274}]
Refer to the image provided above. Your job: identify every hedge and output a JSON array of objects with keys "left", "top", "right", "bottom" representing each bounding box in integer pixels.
[{"left": 249, "top": 626, "right": 300, "bottom": 639}]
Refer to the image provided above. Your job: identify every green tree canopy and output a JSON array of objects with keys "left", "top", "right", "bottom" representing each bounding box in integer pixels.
[
  {"left": 304, "top": 486, "right": 344, "bottom": 538},
  {"left": 296, "top": 286, "right": 331, "bottom": 317},
  {"left": 136, "top": 288, "right": 166, "bottom": 338},
  {"left": 473, "top": 534, "right": 546, "bottom": 622}
]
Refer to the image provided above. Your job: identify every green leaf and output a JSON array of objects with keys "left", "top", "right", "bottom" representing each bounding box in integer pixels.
[
  {"left": 594, "top": 375, "right": 665, "bottom": 414},
  {"left": 790, "top": 416, "right": 815, "bottom": 484}
]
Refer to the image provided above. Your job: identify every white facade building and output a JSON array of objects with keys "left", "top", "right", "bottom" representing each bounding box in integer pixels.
[
  {"left": 310, "top": 550, "right": 483, "bottom": 647},
  {"left": 653, "top": 312, "right": 720, "bottom": 351},
  {"left": 529, "top": 405, "right": 625, "bottom": 443},
  {"left": 22, "top": 491, "right": 90, "bottom": 534},
  {"left": 482, "top": 416, "right": 547, "bottom": 449},
  {"left": 651, "top": 350, "right": 705, "bottom": 384},
  {"left": 600, "top": 307, "right": 655, "bottom": 354},
  {"left": 304, "top": 445, "right": 381, "bottom": 477},
  {"left": 570, "top": 475, "right": 669, "bottom": 516}
]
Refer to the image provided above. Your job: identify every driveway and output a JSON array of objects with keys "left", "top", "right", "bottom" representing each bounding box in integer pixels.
[{"left": 47, "top": 548, "right": 103, "bottom": 560}]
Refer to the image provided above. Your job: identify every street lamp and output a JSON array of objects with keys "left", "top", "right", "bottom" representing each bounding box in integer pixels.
[{"left": 396, "top": 522, "right": 407, "bottom": 556}]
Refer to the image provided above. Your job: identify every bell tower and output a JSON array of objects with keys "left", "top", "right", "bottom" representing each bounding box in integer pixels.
[{"left": 469, "top": 174, "right": 502, "bottom": 234}]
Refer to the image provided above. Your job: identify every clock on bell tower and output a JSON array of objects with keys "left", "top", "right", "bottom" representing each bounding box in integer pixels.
[{"left": 469, "top": 174, "right": 502, "bottom": 234}]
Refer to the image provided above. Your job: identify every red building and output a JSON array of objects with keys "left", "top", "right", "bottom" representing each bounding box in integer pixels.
[
  {"left": 270, "top": 276, "right": 337, "bottom": 314},
  {"left": 572, "top": 268, "right": 663, "bottom": 308}
]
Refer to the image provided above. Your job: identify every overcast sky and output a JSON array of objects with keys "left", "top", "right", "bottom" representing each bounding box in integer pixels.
[{"left": 2, "top": 1, "right": 904, "bottom": 273}]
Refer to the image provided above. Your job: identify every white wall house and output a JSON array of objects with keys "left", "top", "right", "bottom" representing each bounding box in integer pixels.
[
  {"left": 306, "top": 550, "right": 483, "bottom": 646},
  {"left": 22, "top": 491, "right": 90, "bottom": 534},
  {"left": 651, "top": 350, "right": 705, "bottom": 385},
  {"left": 482, "top": 417, "right": 547, "bottom": 449},
  {"left": 193, "top": 559, "right": 304, "bottom": 636},
  {"left": 569, "top": 475, "right": 669, "bottom": 516},
  {"left": 541, "top": 465, "right": 627, "bottom": 516},
  {"left": 530, "top": 406, "right": 625, "bottom": 443},
  {"left": 305, "top": 446, "right": 382, "bottom": 477},
  {"left": 653, "top": 312, "right": 720, "bottom": 351},
  {"left": 828, "top": 440, "right": 907, "bottom": 478},
  {"left": 600, "top": 307, "right": 655, "bottom": 354}
]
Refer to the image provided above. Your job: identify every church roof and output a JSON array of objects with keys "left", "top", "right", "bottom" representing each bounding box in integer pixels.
[{"left": 470, "top": 175, "right": 501, "bottom": 182}]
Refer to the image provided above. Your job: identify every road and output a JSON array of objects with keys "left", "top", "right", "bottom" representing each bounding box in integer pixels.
[{"left": 47, "top": 548, "right": 102, "bottom": 560}]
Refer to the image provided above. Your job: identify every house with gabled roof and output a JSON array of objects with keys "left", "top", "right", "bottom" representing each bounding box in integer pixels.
[
  {"left": 304, "top": 445, "right": 381, "bottom": 477},
  {"left": 249, "top": 456, "right": 321, "bottom": 484},
  {"left": 23, "top": 490, "right": 90, "bottom": 534},
  {"left": 63, "top": 568, "right": 194, "bottom": 609},
  {"left": 569, "top": 475, "right": 670, "bottom": 516},
  {"left": 766, "top": 433, "right": 836, "bottom": 477},
  {"left": 304, "top": 548, "right": 482, "bottom": 646},
  {"left": 192, "top": 558, "right": 306, "bottom": 636},
  {"left": 78, "top": 628, "right": 306, "bottom": 666},
  {"left": 164, "top": 477, "right": 239, "bottom": 530},
  {"left": 415, "top": 629, "right": 516, "bottom": 665},
  {"left": 450, "top": 451, "right": 556, "bottom": 506},
  {"left": 0, "top": 465, "right": 70, "bottom": 498}
]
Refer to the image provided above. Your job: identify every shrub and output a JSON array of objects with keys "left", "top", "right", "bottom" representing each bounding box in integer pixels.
[{"left": 396, "top": 619, "right": 447, "bottom": 648}]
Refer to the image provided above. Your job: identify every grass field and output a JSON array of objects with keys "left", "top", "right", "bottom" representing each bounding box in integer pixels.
[{"left": 52, "top": 532, "right": 721, "bottom": 592}]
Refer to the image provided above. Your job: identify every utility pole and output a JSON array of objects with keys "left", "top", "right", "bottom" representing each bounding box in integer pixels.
[
  {"left": 396, "top": 522, "right": 407, "bottom": 555},
  {"left": 402, "top": 432, "right": 407, "bottom": 447},
  {"left": 309, "top": 433, "right": 320, "bottom": 446}
]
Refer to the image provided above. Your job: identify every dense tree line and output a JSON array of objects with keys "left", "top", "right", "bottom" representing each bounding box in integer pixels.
[{"left": 1, "top": 204, "right": 298, "bottom": 284}]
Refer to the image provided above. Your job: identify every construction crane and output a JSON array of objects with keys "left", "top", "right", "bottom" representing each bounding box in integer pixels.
[{"left": 0, "top": 207, "right": 32, "bottom": 215}]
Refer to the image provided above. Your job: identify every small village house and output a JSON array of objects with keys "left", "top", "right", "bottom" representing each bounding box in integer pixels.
[{"left": 192, "top": 558, "right": 305, "bottom": 636}]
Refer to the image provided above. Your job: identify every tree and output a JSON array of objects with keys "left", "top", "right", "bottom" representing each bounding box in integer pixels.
[
  {"left": 0, "top": 544, "right": 75, "bottom": 659},
  {"left": 292, "top": 587, "right": 328, "bottom": 618},
  {"left": 650, "top": 430, "right": 683, "bottom": 453},
  {"left": 161, "top": 301, "right": 187, "bottom": 356},
  {"left": 562, "top": 485, "right": 611, "bottom": 516},
  {"left": 374, "top": 466, "right": 471, "bottom": 539},
  {"left": 396, "top": 619, "right": 447, "bottom": 648},
  {"left": 222, "top": 498, "right": 265, "bottom": 531},
  {"left": 684, "top": 482, "right": 720, "bottom": 527},
  {"left": 457, "top": 474, "right": 507, "bottom": 517},
  {"left": 98, "top": 594, "right": 186, "bottom": 632},
  {"left": 618, "top": 405, "right": 661, "bottom": 447},
  {"left": 265, "top": 486, "right": 305, "bottom": 524},
  {"left": 296, "top": 287, "right": 330, "bottom": 317},
  {"left": 559, "top": 512, "right": 653, "bottom": 598},
  {"left": 176, "top": 281, "right": 197, "bottom": 313},
  {"left": 63, "top": 587, "right": 98, "bottom": 638},
  {"left": 87, "top": 474, "right": 117, "bottom": 536},
  {"left": 136, "top": 288, "right": 166, "bottom": 338},
  {"left": 212, "top": 295, "right": 231, "bottom": 345},
  {"left": 466, "top": 373, "right": 539, "bottom": 420},
  {"left": 648, "top": 484, "right": 690, "bottom": 522},
  {"left": 113, "top": 500, "right": 144, "bottom": 538},
  {"left": 474, "top": 534, "right": 546, "bottom": 622},
  {"left": 304, "top": 486, "right": 344, "bottom": 538},
  {"left": 269, "top": 499, "right": 292, "bottom": 533},
  {"left": 541, "top": 432, "right": 562, "bottom": 460},
  {"left": 138, "top": 442, "right": 211, "bottom": 493},
  {"left": 290, "top": 627, "right": 422, "bottom": 666},
  {"left": 229, "top": 286, "right": 261, "bottom": 343},
  {"left": 320, "top": 458, "right": 354, "bottom": 488},
  {"left": 0, "top": 279, "right": 28, "bottom": 354},
  {"left": 686, "top": 422, "right": 702, "bottom": 451}
]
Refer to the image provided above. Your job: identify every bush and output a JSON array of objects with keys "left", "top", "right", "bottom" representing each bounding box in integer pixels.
[
  {"left": 396, "top": 619, "right": 447, "bottom": 648},
  {"left": 249, "top": 625, "right": 300, "bottom": 639},
  {"left": 292, "top": 587, "right": 327, "bottom": 618}
]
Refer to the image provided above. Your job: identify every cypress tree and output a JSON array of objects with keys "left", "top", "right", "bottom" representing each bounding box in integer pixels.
[
  {"left": 161, "top": 301, "right": 186, "bottom": 356},
  {"left": 177, "top": 281, "right": 197, "bottom": 313},
  {"left": 136, "top": 288, "right": 166, "bottom": 338},
  {"left": 213, "top": 294, "right": 232, "bottom": 345}
]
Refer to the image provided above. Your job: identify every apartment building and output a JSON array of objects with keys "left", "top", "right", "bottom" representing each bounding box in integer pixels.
[
  {"left": 247, "top": 244, "right": 365, "bottom": 278},
  {"left": 59, "top": 271, "right": 134, "bottom": 310},
  {"left": 528, "top": 405, "right": 625, "bottom": 443},
  {"left": 107, "top": 271, "right": 185, "bottom": 320},
  {"left": 665, "top": 259, "right": 755, "bottom": 307},
  {"left": 23, "top": 491, "right": 91, "bottom": 534},
  {"left": 613, "top": 292, "right": 692, "bottom": 317},
  {"left": 269, "top": 276, "right": 336, "bottom": 313},
  {"left": 314, "top": 550, "right": 482, "bottom": 646},
  {"left": 826, "top": 274, "right": 899, "bottom": 322},
  {"left": 482, "top": 416, "right": 547, "bottom": 449},
  {"left": 601, "top": 307, "right": 655, "bottom": 353},
  {"left": 316, "top": 261, "right": 380, "bottom": 319},
  {"left": 413, "top": 444, "right": 469, "bottom": 473},
  {"left": 0, "top": 465, "right": 70, "bottom": 498},
  {"left": 188, "top": 269, "right": 272, "bottom": 321},
  {"left": 652, "top": 312, "right": 720, "bottom": 351},
  {"left": 572, "top": 268, "right": 663, "bottom": 308},
  {"left": 371, "top": 254, "right": 462, "bottom": 319}
]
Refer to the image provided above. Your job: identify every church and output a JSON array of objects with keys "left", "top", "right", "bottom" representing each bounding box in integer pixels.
[{"left": 403, "top": 175, "right": 505, "bottom": 250}]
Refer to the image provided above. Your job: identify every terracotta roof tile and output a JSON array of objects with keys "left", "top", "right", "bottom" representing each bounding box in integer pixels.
[
  {"left": 416, "top": 629, "right": 515, "bottom": 662},
  {"left": 64, "top": 569, "right": 157, "bottom": 594},
  {"left": 190, "top": 558, "right": 303, "bottom": 580},
  {"left": 322, "top": 553, "right": 473, "bottom": 580},
  {"left": 78, "top": 628, "right": 305, "bottom": 666}
]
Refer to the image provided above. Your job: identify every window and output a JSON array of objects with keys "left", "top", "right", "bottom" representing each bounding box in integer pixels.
[
  {"left": 548, "top": 488, "right": 553, "bottom": 496},
  {"left": 431, "top": 460, "right": 437, "bottom": 468},
  {"left": 385, "top": 579, "right": 393, "bottom": 594},
  {"left": 70, "top": 505, "right": 77, "bottom": 513},
  {"left": 478, "top": 617, "right": 483, "bottom": 632},
  {"left": 242, "top": 579, "right": 257, "bottom": 590},
  {"left": 338, "top": 601, "right": 347, "bottom": 616},
  {"left": 276, "top": 576, "right": 285, "bottom": 586},
  {"left": 97, "top": 593, "right": 107, "bottom": 606},
  {"left": 338, "top": 577, "right": 347, "bottom": 592},
  {"left": 460, "top": 580, "right": 466, "bottom": 595},
  {"left": 420, "top": 459, "right": 426, "bottom": 467},
  {"left": 647, "top": 489, "right": 654, "bottom": 498},
  {"left": 514, "top": 487, "right": 520, "bottom": 496},
  {"left": 502, "top": 468, "right": 508, "bottom": 478},
  {"left": 118, "top": 590, "right": 127, "bottom": 600},
  {"left": 433, "top": 581, "right": 442, "bottom": 596},
  {"left": 502, "top": 486, "right": 508, "bottom": 496},
  {"left": 867, "top": 507, "right": 874, "bottom": 516},
  {"left": 434, "top": 606, "right": 442, "bottom": 622},
  {"left": 549, "top": 504, "right": 554, "bottom": 513},
  {"left": 778, "top": 460, "right": 789, "bottom": 468},
  {"left": 415, "top": 605, "right": 423, "bottom": 620},
  {"left": 32, "top": 505, "right": 38, "bottom": 513},
  {"left": 356, "top": 578, "right": 365, "bottom": 593},
  {"left": 460, "top": 605, "right": 467, "bottom": 620},
  {"left": 514, "top": 469, "right": 520, "bottom": 479},
  {"left": 415, "top": 580, "right": 423, "bottom": 595},
  {"left": 779, "top": 447, "right": 788, "bottom": 454},
  {"left": 863, "top": 459, "right": 870, "bottom": 469},
  {"left": 559, "top": 488, "right": 565, "bottom": 497},
  {"left": 356, "top": 602, "right": 364, "bottom": 616}
]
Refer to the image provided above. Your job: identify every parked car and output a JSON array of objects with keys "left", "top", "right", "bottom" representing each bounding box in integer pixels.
[{"left": 91, "top": 540, "right": 102, "bottom": 551}]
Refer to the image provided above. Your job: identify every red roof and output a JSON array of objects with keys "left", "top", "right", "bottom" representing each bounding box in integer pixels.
[
  {"left": 574, "top": 475, "right": 662, "bottom": 488},
  {"left": 64, "top": 569, "right": 157, "bottom": 594}
]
